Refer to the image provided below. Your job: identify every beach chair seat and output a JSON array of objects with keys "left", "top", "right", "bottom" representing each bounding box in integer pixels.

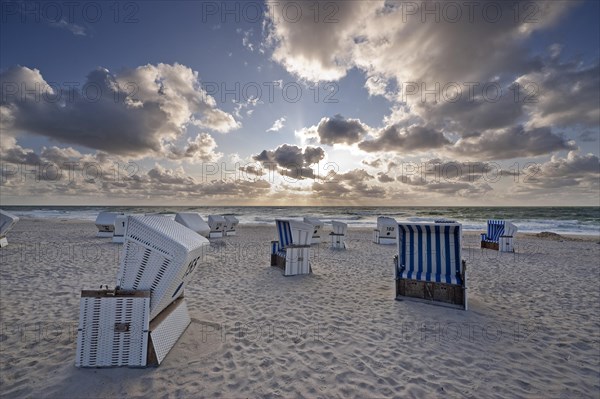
[
  {"left": 395, "top": 222, "right": 467, "bottom": 310},
  {"left": 373, "top": 216, "right": 397, "bottom": 245},
  {"left": 95, "top": 211, "right": 122, "bottom": 238},
  {"left": 224, "top": 216, "right": 239, "bottom": 236},
  {"left": 330, "top": 221, "right": 348, "bottom": 249},
  {"left": 208, "top": 215, "right": 225, "bottom": 238},
  {"left": 303, "top": 217, "right": 324, "bottom": 244},
  {"left": 481, "top": 220, "right": 517, "bottom": 252},
  {"left": 270, "top": 219, "right": 312, "bottom": 276},
  {"left": 77, "top": 216, "right": 209, "bottom": 368},
  {"left": 0, "top": 209, "right": 19, "bottom": 248},
  {"left": 174, "top": 212, "right": 210, "bottom": 238}
]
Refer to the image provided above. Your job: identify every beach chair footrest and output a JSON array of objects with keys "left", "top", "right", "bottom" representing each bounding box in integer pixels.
[
  {"left": 480, "top": 240, "right": 499, "bottom": 250},
  {"left": 396, "top": 279, "right": 465, "bottom": 307}
]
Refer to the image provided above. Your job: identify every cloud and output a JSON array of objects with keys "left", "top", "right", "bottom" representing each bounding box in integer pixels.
[
  {"left": 502, "top": 151, "right": 599, "bottom": 202},
  {"left": 193, "top": 108, "right": 241, "bottom": 133},
  {"left": 301, "top": 114, "right": 368, "bottom": 146},
  {"left": 521, "top": 60, "right": 600, "bottom": 128},
  {"left": 162, "top": 133, "right": 222, "bottom": 162},
  {"left": 0, "top": 64, "right": 238, "bottom": 159},
  {"left": 359, "top": 124, "right": 451, "bottom": 153},
  {"left": 266, "top": 116, "right": 287, "bottom": 132},
  {"left": 413, "top": 84, "right": 526, "bottom": 135},
  {"left": 49, "top": 18, "right": 86, "bottom": 36},
  {"left": 449, "top": 125, "right": 576, "bottom": 160},
  {"left": 578, "top": 130, "right": 598, "bottom": 143},
  {"left": 518, "top": 151, "right": 600, "bottom": 189},
  {"left": 377, "top": 172, "right": 395, "bottom": 183},
  {"left": 264, "top": 1, "right": 574, "bottom": 85},
  {"left": 0, "top": 137, "right": 129, "bottom": 183},
  {"left": 239, "top": 164, "right": 266, "bottom": 177},
  {"left": 252, "top": 144, "right": 326, "bottom": 180},
  {"left": 312, "top": 168, "right": 385, "bottom": 198},
  {"left": 362, "top": 158, "right": 382, "bottom": 168},
  {"left": 265, "top": 1, "right": 373, "bottom": 81}
]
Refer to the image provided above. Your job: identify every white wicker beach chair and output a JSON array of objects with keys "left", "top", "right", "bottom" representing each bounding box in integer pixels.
[
  {"left": 330, "top": 221, "right": 348, "bottom": 249},
  {"left": 303, "top": 217, "right": 324, "bottom": 244},
  {"left": 77, "top": 216, "right": 208, "bottom": 368},
  {"left": 223, "top": 216, "right": 239, "bottom": 236},
  {"left": 208, "top": 215, "right": 226, "bottom": 238},
  {"left": 95, "top": 211, "right": 122, "bottom": 238},
  {"left": 481, "top": 220, "right": 517, "bottom": 252},
  {"left": 373, "top": 216, "right": 397, "bottom": 245},
  {"left": 0, "top": 209, "right": 19, "bottom": 248},
  {"left": 270, "top": 219, "right": 313, "bottom": 276},
  {"left": 394, "top": 222, "right": 467, "bottom": 310},
  {"left": 174, "top": 212, "right": 210, "bottom": 238}
]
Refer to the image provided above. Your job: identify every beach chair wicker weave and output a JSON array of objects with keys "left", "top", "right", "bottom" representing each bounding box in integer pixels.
[
  {"left": 174, "top": 212, "right": 211, "bottom": 238},
  {"left": 208, "top": 215, "right": 226, "bottom": 238},
  {"left": 330, "top": 221, "right": 348, "bottom": 249},
  {"left": 373, "top": 216, "right": 397, "bottom": 245},
  {"left": 303, "top": 217, "right": 323, "bottom": 244},
  {"left": 117, "top": 216, "right": 208, "bottom": 320},
  {"left": 224, "top": 216, "right": 239, "bottom": 236},
  {"left": 95, "top": 211, "right": 122, "bottom": 238},
  {"left": 76, "top": 289, "right": 151, "bottom": 367}
]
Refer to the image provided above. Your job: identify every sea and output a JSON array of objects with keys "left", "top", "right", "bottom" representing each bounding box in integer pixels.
[{"left": 2, "top": 206, "right": 599, "bottom": 236}]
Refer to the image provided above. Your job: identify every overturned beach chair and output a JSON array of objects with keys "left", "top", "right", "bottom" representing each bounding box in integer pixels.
[
  {"left": 481, "top": 220, "right": 517, "bottom": 252},
  {"left": 208, "top": 215, "right": 225, "bottom": 238},
  {"left": 394, "top": 222, "right": 467, "bottom": 310},
  {"left": 373, "top": 216, "right": 397, "bottom": 245},
  {"left": 175, "top": 212, "right": 210, "bottom": 238},
  {"left": 330, "top": 221, "right": 348, "bottom": 249},
  {"left": 303, "top": 217, "right": 324, "bottom": 244},
  {"left": 270, "top": 219, "right": 312, "bottom": 276},
  {"left": 224, "top": 216, "right": 239, "bottom": 236},
  {"left": 76, "top": 216, "right": 209, "bottom": 368},
  {"left": 95, "top": 211, "right": 122, "bottom": 238},
  {"left": 0, "top": 210, "right": 19, "bottom": 248}
]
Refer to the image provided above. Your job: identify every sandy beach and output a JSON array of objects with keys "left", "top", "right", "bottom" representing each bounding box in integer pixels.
[{"left": 1, "top": 218, "right": 599, "bottom": 399}]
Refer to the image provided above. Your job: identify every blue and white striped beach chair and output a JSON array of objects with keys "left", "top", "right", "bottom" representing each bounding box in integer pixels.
[
  {"left": 270, "top": 219, "right": 312, "bottom": 276},
  {"left": 480, "top": 220, "right": 517, "bottom": 251},
  {"left": 394, "top": 222, "right": 467, "bottom": 310}
]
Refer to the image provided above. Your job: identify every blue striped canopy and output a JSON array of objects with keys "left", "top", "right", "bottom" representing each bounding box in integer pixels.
[
  {"left": 484, "top": 220, "right": 505, "bottom": 243},
  {"left": 276, "top": 219, "right": 294, "bottom": 248},
  {"left": 397, "top": 223, "right": 463, "bottom": 285}
]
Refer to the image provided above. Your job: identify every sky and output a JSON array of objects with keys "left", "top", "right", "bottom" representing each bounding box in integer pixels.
[{"left": 0, "top": 0, "right": 599, "bottom": 206}]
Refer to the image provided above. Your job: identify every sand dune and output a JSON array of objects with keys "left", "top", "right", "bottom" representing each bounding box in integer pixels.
[{"left": 0, "top": 218, "right": 598, "bottom": 398}]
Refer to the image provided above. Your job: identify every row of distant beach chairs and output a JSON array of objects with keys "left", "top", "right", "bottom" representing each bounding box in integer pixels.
[{"left": 95, "top": 211, "right": 240, "bottom": 242}]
